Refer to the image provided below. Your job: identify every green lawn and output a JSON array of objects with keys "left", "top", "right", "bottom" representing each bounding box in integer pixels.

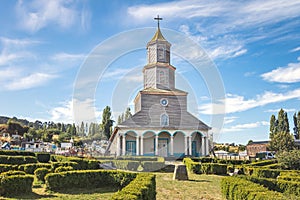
[
  {"left": 0, "top": 173, "right": 223, "bottom": 200},
  {"left": 1, "top": 186, "right": 117, "bottom": 200},
  {"left": 156, "top": 173, "right": 223, "bottom": 200}
]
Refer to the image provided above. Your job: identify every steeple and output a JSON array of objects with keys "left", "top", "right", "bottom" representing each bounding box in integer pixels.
[{"left": 143, "top": 16, "right": 175, "bottom": 90}]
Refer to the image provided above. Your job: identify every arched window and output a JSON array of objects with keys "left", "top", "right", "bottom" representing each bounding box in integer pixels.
[{"left": 161, "top": 113, "right": 169, "bottom": 126}]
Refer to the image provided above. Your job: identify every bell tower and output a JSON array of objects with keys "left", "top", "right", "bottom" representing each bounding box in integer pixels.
[{"left": 143, "top": 15, "right": 175, "bottom": 90}]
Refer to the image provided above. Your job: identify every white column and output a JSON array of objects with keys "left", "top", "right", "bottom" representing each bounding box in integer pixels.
[
  {"left": 140, "top": 135, "right": 144, "bottom": 156},
  {"left": 136, "top": 136, "right": 139, "bottom": 156},
  {"left": 122, "top": 135, "right": 126, "bottom": 156},
  {"left": 155, "top": 135, "right": 159, "bottom": 156},
  {"left": 206, "top": 136, "right": 209, "bottom": 156},
  {"left": 170, "top": 135, "right": 174, "bottom": 156},
  {"left": 189, "top": 136, "right": 192, "bottom": 156},
  {"left": 184, "top": 136, "right": 188, "bottom": 155},
  {"left": 116, "top": 135, "right": 120, "bottom": 156},
  {"left": 201, "top": 137, "right": 205, "bottom": 156}
]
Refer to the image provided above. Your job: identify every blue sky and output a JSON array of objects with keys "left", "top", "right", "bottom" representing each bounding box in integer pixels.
[{"left": 1, "top": 0, "right": 300, "bottom": 144}]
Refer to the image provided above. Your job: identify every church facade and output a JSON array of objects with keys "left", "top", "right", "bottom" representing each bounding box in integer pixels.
[{"left": 107, "top": 22, "right": 211, "bottom": 158}]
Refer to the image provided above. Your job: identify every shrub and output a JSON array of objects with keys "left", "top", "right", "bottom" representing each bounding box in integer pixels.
[
  {"left": 246, "top": 159, "right": 277, "bottom": 167},
  {"left": 141, "top": 161, "right": 165, "bottom": 172},
  {"left": 277, "top": 150, "right": 300, "bottom": 170},
  {"left": 45, "top": 170, "right": 136, "bottom": 191},
  {"left": 34, "top": 168, "right": 50, "bottom": 183},
  {"left": 0, "top": 150, "right": 35, "bottom": 157},
  {"left": 18, "top": 163, "right": 52, "bottom": 174},
  {"left": 111, "top": 160, "right": 140, "bottom": 171},
  {"left": 111, "top": 173, "right": 156, "bottom": 200},
  {"left": 0, "top": 175, "right": 34, "bottom": 195},
  {"left": 0, "top": 164, "right": 17, "bottom": 173},
  {"left": 54, "top": 166, "right": 73, "bottom": 173},
  {"left": 51, "top": 162, "right": 79, "bottom": 171},
  {"left": 50, "top": 155, "right": 99, "bottom": 170},
  {"left": 0, "top": 155, "right": 37, "bottom": 165},
  {"left": 36, "top": 153, "right": 50, "bottom": 163},
  {"left": 221, "top": 176, "right": 285, "bottom": 200},
  {"left": 252, "top": 168, "right": 281, "bottom": 179},
  {"left": 242, "top": 175, "right": 300, "bottom": 196},
  {"left": 0, "top": 170, "right": 25, "bottom": 177},
  {"left": 184, "top": 158, "right": 227, "bottom": 175},
  {"left": 117, "top": 156, "right": 160, "bottom": 162}
]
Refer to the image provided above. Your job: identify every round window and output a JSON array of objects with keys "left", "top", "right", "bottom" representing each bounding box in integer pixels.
[{"left": 160, "top": 98, "right": 168, "bottom": 106}]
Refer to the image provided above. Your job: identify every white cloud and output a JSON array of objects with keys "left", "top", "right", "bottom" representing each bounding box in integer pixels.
[
  {"left": 199, "top": 88, "right": 300, "bottom": 114},
  {"left": 224, "top": 116, "right": 238, "bottom": 124},
  {"left": 264, "top": 108, "right": 296, "bottom": 113},
  {"left": 52, "top": 53, "right": 86, "bottom": 62},
  {"left": 222, "top": 121, "right": 269, "bottom": 133},
  {"left": 15, "top": 0, "right": 86, "bottom": 33},
  {"left": 5, "top": 73, "right": 57, "bottom": 91},
  {"left": 261, "top": 59, "right": 300, "bottom": 83},
  {"left": 290, "top": 47, "right": 300, "bottom": 52},
  {"left": 50, "top": 98, "right": 101, "bottom": 124}
]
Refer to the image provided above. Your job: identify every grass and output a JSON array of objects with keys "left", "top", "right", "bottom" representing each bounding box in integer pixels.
[
  {"left": 0, "top": 185, "right": 117, "bottom": 200},
  {"left": 0, "top": 172, "right": 223, "bottom": 199},
  {"left": 156, "top": 173, "right": 223, "bottom": 200}
]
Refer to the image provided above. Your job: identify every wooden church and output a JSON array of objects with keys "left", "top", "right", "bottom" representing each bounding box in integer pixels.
[{"left": 107, "top": 17, "right": 211, "bottom": 158}]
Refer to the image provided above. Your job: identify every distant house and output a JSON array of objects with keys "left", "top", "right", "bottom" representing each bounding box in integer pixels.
[{"left": 246, "top": 141, "right": 269, "bottom": 157}]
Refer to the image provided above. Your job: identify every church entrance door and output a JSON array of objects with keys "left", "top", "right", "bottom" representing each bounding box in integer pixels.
[{"left": 158, "top": 139, "right": 168, "bottom": 157}]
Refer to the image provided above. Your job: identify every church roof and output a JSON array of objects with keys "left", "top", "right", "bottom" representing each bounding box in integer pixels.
[
  {"left": 141, "top": 88, "right": 187, "bottom": 96},
  {"left": 149, "top": 27, "right": 167, "bottom": 42},
  {"left": 117, "top": 110, "right": 210, "bottom": 130}
]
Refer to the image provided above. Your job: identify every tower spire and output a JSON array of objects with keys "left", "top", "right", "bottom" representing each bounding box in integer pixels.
[{"left": 154, "top": 15, "right": 162, "bottom": 29}]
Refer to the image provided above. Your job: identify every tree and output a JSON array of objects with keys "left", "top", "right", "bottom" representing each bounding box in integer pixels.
[
  {"left": 117, "top": 115, "right": 122, "bottom": 124},
  {"left": 277, "top": 150, "right": 300, "bottom": 170},
  {"left": 293, "top": 111, "right": 300, "bottom": 139},
  {"left": 79, "top": 121, "right": 85, "bottom": 136},
  {"left": 269, "top": 109, "right": 295, "bottom": 152},
  {"left": 100, "top": 106, "right": 114, "bottom": 140},
  {"left": 124, "top": 107, "right": 132, "bottom": 120}
]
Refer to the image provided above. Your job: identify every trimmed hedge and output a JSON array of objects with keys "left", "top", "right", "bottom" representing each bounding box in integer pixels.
[
  {"left": 51, "top": 161, "right": 80, "bottom": 170},
  {"left": 111, "top": 173, "right": 156, "bottom": 200},
  {"left": 36, "top": 152, "right": 50, "bottom": 163},
  {"left": 54, "top": 166, "right": 73, "bottom": 173},
  {"left": 112, "top": 160, "right": 140, "bottom": 171},
  {"left": 0, "top": 175, "right": 34, "bottom": 195},
  {"left": 18, "top": 163, "right": 52, "bottom": 174},
  {"left": 141, "top": 161, "right": 165, "bottom": 172},
  {"left": 0, "top": 155, "right": 37, "bottom": 165},
  {"left": 51, "top": 155, "right": 100, "bottom": 170},
  {"left": 184, "top": 158, "right": 227, "bottom": 175},
  {"left": 34, "top": 168, "right": 50, "bottom": 183},
  {"left": 0, "top": 170, "right": 26, "bottom": 177},
  {"left": 252, "top": 168, "right": 281, "bottom": 179},
  {"left": 221, "top": 176, "right": 285, "bottom": 200},
  {"left": 0, "top": 150, "right": 35, "bottom": 157},
  {"left": 246, "top": 159, "right": 277, "bottom": 167},
  {"left": 45, "top": 170, "right": 137, "bottom": 191},
  {"left": 0, "top": 164, "right": 17, "bottom": 173},
  {"left": 243, "top": 175, "right": 300, "bottom": 196}
]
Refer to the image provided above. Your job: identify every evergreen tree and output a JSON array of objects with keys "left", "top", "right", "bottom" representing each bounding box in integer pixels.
[
  {"left": 100, "top": 106, "right": 114, "bottom": 139},
  {"left": 293, "top": 111, "right": 300, "bottom": 139},
  {"left": 124, "top": 107, "right": 132, "bottom": 120},
  {"left": 117, "top": 115, "right": 122, "bottom": 124},
  {"left": 80, "top": 121, "right": 85, "bottom": 136},
  {"left": 269, "top": 109, "right": 295, "bottom": 151}
]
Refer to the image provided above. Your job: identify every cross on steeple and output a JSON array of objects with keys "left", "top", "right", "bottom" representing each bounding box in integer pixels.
[{"left": 154, "top": 15, "right": 163, "bottom": 28}]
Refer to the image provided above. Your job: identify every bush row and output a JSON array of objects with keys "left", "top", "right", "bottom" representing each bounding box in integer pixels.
[
  {"left": 221, "top": 176, "right": 285, "bottom": 200},
  {"left": 97, "top": 156, "right": 161, "bottom": 162},
  {"left": 245, "top": 159, "right": 277, "bottom": 167},
  {"left": 100, "top": 160, "right": 166, "bottom": 172},
  {"left": 35, "top": 153, "right": 51, "bottom": 163},
  {"left": 51, "top": 155, "right": 100, "bottom": 170},
  {"left": 184, "top": 158, "right": 227, "bottom": 175},
  {"left": 0, "top": 175, "right": 34, "bottom": 195},
  {"left": 45, "top": 170, "right": 137, "bottom": 191},
  {"left": 111, "top": 173, "right": 156, "bottom": 200},
  {"left": 191, "top": 157, "right": 251, "bottom": 165},
  {"left": 0, "top": 150, "right": 35, "bottom": 157},
  {"left": 0, "top": 155, "right": 37, "bottom": 165},
  {"left": 0, "top": 164, "right": 17, "bottom": 173},
  {"left": 242, "top": 175, "right": 300, "bottom": 196}
]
